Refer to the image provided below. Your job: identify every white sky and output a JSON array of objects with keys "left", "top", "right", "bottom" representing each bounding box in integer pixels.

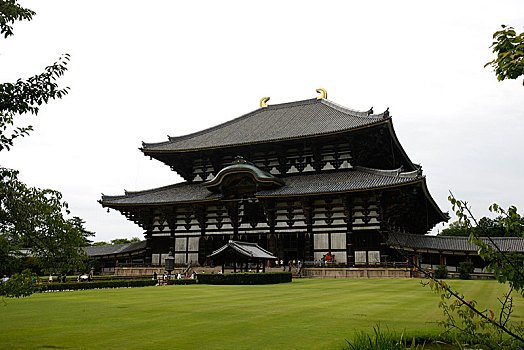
[{"left": 1, "top": 1, "right": 523, "bottom": 242}]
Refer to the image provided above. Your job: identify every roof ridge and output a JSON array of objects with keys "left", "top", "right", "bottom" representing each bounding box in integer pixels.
[
  {"left": 355, "top": 166, "right": 422, "bottom": 178},
  {"left": 142, "top": 98, "right": 320, "bottom": 149},
  {"left": 102, "top": 182, "right": 191, "bottom": 201},
  {"left": 393, "top": 232, "right": 524, "bottom": 241},
  {"left": 320, "top": 99, "right": 388, "bottom": 119}
]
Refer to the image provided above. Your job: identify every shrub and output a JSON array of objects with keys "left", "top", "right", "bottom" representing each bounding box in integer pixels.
[
  {"left": 37, "top": 279, "right": 156, "bottom": 292},
  {"left": 197, "top": 272, "right": 292, "bottom": 285},
  {"left": 167, "top": 279, "right": 197, "bottom": 285},
  {"left": 458, "top": 262, "right": 474, "bottom": 280},
  {"left": 0, "top": 269, "right": 38, "bottom": 298},
  {"left": 345, "top": 325, "right": 422, "bottom": 350},
  {"left": 434, "top": 265, "right": 448, "bottom": 279}
]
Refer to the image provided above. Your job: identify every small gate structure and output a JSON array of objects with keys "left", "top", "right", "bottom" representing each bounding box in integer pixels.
[{"left": 207, "top": 240, "right": 277, "bottom": 273}]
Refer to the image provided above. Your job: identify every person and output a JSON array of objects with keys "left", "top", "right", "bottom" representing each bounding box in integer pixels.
[
  {"left": 288, "top": 261, "right": 292, "bottom": 272},
  {"left": 48, "top": 273, "right": 53, "bottom": 283},
  {"left": 153, "top": 271, "right": 157, "bottom": 280},
  {"left": 88, "top": 273, "right": 92, "bottom": 282},
  {"left": 62, "top": 273, "right": 67, "bottom": 283},
  {"left": 282, "top": 261, "right": 286, "bottom": 271}
]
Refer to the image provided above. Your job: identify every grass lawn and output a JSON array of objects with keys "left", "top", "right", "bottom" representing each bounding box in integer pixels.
[{"left": 0, "top": 279, "right": 521, "bottom": 349}]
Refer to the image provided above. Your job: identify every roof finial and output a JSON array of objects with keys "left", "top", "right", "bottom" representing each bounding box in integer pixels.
[
  {"left": 260, "top": 97, "right": 270, "bottom": 108},
  {"left": 316, "top": 88, "right": 327, "bottom": 100}
]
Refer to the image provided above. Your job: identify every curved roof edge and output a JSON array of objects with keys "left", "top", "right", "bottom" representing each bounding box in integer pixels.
[
  {"left": 204, "top": 156, "right": 284, "bottom": 192},
  {"left": 385, "top": 121, "right": 417, "bottom": 172},
  {"left": 355, "top": 166, "right": 421, "bottom": 178},
  {"left": 140, "top": 97, "right": 391, "bottom": 153},
  {"left": 419, "top": 178, "right": 450, "bottom": 223},
  {"left": 387, "top": 232, "right": 524, "bottom": 253}
]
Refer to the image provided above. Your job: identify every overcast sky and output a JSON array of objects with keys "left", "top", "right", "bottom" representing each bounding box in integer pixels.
[{"left": 1, "top": 1, "right": 523, "bottom": 242}]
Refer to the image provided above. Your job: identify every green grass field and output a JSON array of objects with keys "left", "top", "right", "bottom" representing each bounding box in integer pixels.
[{"left": 0, "top": 279, "right": 521, "bottom": 349}]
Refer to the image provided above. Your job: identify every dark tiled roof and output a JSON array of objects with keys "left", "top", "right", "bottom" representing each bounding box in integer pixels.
[
  {"left": 387, "top": 232, "right": 524, "bottom": 253},
  {"left": 100, "top": 167, "right": 421, "bottom": 206},
  {"left": 208, "top": 240, "right": 277, "bottom": 260},
  {"left": 142, "top": 98, "right": 389, "bottom": 152},
  {"left": 101, "top": 182, "right": 221, "bottom": 205},
  {"left": 83, "top": 241, "right": 146, "bottom": 257},
  {"left": 256, "top": 167, "right": 422, "bottom": 197}
]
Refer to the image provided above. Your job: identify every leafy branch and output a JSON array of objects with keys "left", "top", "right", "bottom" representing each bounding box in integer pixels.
[
  {"left": 0, "top": 0, "right": 35, "bottom": 38},
  {"left": 0, "top": 54, "right": 70, "bottom": 151},
  {"left": 389, "top": 227, "right": 524, "bottom": 345},
  {"left": 485, "top": 25, "right": 524, "bottom": 86},
  {"left": 449, "top": 193, "right": 524, "bottom": 294}
]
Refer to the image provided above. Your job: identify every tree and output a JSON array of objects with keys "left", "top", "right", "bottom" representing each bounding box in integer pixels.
[
  {"left": 438, "top": 220, "right": 469, "bottom": 236},
  {"left": 110, "top": 237, "right": 141, "bottom": 245},
  {"left": 91, "top": 241, "right": 109, "bottom": 246},
  {"left": 438, "top": 216, "right": 513, "bottom": 237},
  {"left": 0, "top": 0, "right": 34, "bottom": 39},
  {"left": 0, "top": 169, "right": 93, "bottom": 274},
  {"left": 485, "top": 25, "right": 524, "bottom": 86},
  {"left": 91, "top": 237, "right": 141, "bottom": 246},
  {"left": 422, "top": 25, "right": 524, "bottom": 347},
  {"left": 424, "top": 197, "right": 524, "bottom": 347},
  {"left": 458, "top": 202, "right": 524, "bottom": 293},
  {"left": 1, "top": 1, "right": 90, "bottom": 297}
]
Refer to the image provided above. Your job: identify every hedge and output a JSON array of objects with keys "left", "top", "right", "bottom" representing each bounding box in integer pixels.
[
  {"left": 167, "top": 279, "right": 197, "bottom": 285},
  {"left": 37, "top": 279, "right": 157, "bottom": 292},
  {"left": 197, "top": 272, "right": 292, "bottom": 285}
]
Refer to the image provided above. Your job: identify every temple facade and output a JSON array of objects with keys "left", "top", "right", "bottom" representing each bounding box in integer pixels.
[{"left": 100, "top": 89, "right": 448, "bottom": 267}]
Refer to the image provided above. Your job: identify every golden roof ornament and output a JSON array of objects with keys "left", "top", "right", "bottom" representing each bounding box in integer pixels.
[
  {"left": 316, "top": 88, "right": 327, "bottom": 100},
  {"left": 260, "top": 97, "right": 270, "bottom": 108}
]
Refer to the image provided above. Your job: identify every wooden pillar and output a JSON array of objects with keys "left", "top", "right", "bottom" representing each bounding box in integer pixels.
[
  {"left": 170, "top": 231, "right": 175, "bottom": 255},
  {"left": 186, "top": 236, "right": 190, "bottom": 264},
  {"left": 439, "top": 252, "right": 443, "bottom": 265},
  {"left": 301, "top": 198, "right": 313, "bottom": 262},
  {"left": 145, "top": 230, "right": 153, "bottom": 266},
  {"left": 343, "top": 196, "right": 353, "bottom": 266},
  {"left": 413, "top": 249, "right": 418, "bottom": 278}
]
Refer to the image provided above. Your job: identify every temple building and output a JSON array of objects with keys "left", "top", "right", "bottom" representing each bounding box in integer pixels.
[{"left": 99, "top": 89, "right": 448, "bottom": 268}]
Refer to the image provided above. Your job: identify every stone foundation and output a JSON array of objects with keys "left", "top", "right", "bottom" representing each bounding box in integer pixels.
[
  {"left": 114, "top": 266, "right": 411, "bottom": 279},
  {"left": 114, "top": 266, "right": 223, "bottom": 277},
  {"left": 302, "top": 267, "right": 410, "bottom": 279}
]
